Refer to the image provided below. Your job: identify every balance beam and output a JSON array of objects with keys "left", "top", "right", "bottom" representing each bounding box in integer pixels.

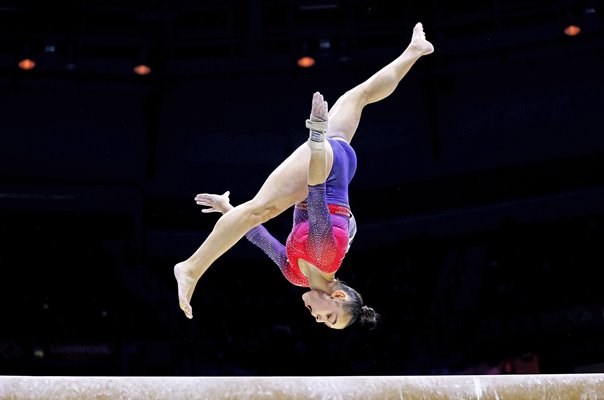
[{"left": 1, "top": 374, "right": 603, "bottom": 399}]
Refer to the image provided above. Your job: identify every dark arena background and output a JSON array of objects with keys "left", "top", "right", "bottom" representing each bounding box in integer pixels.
[{"left": 1, "top": 0, "right": 604, "bottom": 378}]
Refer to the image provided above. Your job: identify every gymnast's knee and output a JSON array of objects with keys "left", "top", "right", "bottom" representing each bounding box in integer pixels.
[{"left": 243, "top": 199, "right": 281, "bottom": 225}]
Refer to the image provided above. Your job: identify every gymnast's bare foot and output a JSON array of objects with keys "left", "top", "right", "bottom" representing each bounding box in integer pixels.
[
  {"left": 408, "top": 22, "right": 434, "bottom": 56},
  {"left": 174, "top": 261, "right": 196, "bottom": 319}
]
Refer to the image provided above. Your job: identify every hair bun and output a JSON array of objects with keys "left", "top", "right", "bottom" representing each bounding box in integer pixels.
[{"left": 359, "top": 305, "right": 380, "bottom": 329}]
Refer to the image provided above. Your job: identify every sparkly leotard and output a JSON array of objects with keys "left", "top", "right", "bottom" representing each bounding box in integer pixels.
[{"left": 245, "top": 137, "right": 357, "bottom": 287}]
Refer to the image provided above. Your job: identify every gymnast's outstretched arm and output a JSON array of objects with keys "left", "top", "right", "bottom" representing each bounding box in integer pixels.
[{"left": 305, "top": 93, "right": 338, "bottom": 267}]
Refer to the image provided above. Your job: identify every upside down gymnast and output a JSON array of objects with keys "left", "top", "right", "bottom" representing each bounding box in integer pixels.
[{"left": 174, "top": 22, "right": 434, "bottom": 329}]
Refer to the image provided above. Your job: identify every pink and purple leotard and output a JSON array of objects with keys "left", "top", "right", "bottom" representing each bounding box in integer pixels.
[{"left": 245, "top": 137, "right": 357, "bottom": 287}]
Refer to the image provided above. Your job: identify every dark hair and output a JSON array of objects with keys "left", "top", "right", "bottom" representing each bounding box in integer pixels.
[{"left": 336, "top": 281, "right": 380, "bottom": 329}]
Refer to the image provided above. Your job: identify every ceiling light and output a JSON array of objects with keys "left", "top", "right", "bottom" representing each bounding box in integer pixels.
[
  {"left": 564, "top": 25, "right": 581, "bottom": 36},
  {"left": 18, "top": 58, "right": 36, "bottom": 70},
  {"left": 297, "top": 56, "right": 315, "bottom": 68},
  {"left": 133, "top": 64, "right": 151, "bottom": 76}
]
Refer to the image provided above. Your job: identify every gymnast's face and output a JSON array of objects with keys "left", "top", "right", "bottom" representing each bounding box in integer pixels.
[{"left": 302, "top": 289, "right": 352, "bottom": 329}]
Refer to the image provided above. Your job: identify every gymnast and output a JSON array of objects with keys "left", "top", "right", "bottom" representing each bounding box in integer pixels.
[
  {"left": 195, "top": 92, "right": 367, "bottom": 329},
  {"left": 174, "top": 22, "right": 434, "bottom": 328}
]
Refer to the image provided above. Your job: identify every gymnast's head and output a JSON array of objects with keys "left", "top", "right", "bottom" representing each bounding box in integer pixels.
[{"left": 302, "top": 281, "right": 380, "bottom": 330}]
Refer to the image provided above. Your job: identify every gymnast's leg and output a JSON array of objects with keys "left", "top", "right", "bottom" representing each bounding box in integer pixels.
[
  {"left": 327, "top": 22, "right": 433, "bottom": 142},
  {"left": 174, "top": 22, "right": 434, "bottom": 319},
  {"left": 174, "top": 143, "right": 323, "bottom": 318}
]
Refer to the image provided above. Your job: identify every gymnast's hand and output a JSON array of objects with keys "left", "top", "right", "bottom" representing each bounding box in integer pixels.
[{"left": 194, "top": 191, "right": 234, "bottom": 214}]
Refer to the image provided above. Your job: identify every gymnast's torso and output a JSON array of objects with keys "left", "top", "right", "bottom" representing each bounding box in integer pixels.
[{"left": 245, "top": 137, "right": 358, "bottom": 287}]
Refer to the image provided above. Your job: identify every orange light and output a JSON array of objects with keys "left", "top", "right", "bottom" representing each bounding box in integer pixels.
[
  {"left": 297, "top": 56, "right": 316, "bottom": 68},
  {"left": 133, "top": 64, "right": 151, "bottom": 76},
  {"left": 564, "top": 25, "right": 581, "bottom": 36},
  {"left": 18, "top": 58, "right": 36, "bottom": 70}
]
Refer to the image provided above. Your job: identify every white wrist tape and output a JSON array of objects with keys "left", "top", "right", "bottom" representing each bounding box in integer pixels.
[{"left": 305, "top": 117, "right": 328, "bottom": 144}]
